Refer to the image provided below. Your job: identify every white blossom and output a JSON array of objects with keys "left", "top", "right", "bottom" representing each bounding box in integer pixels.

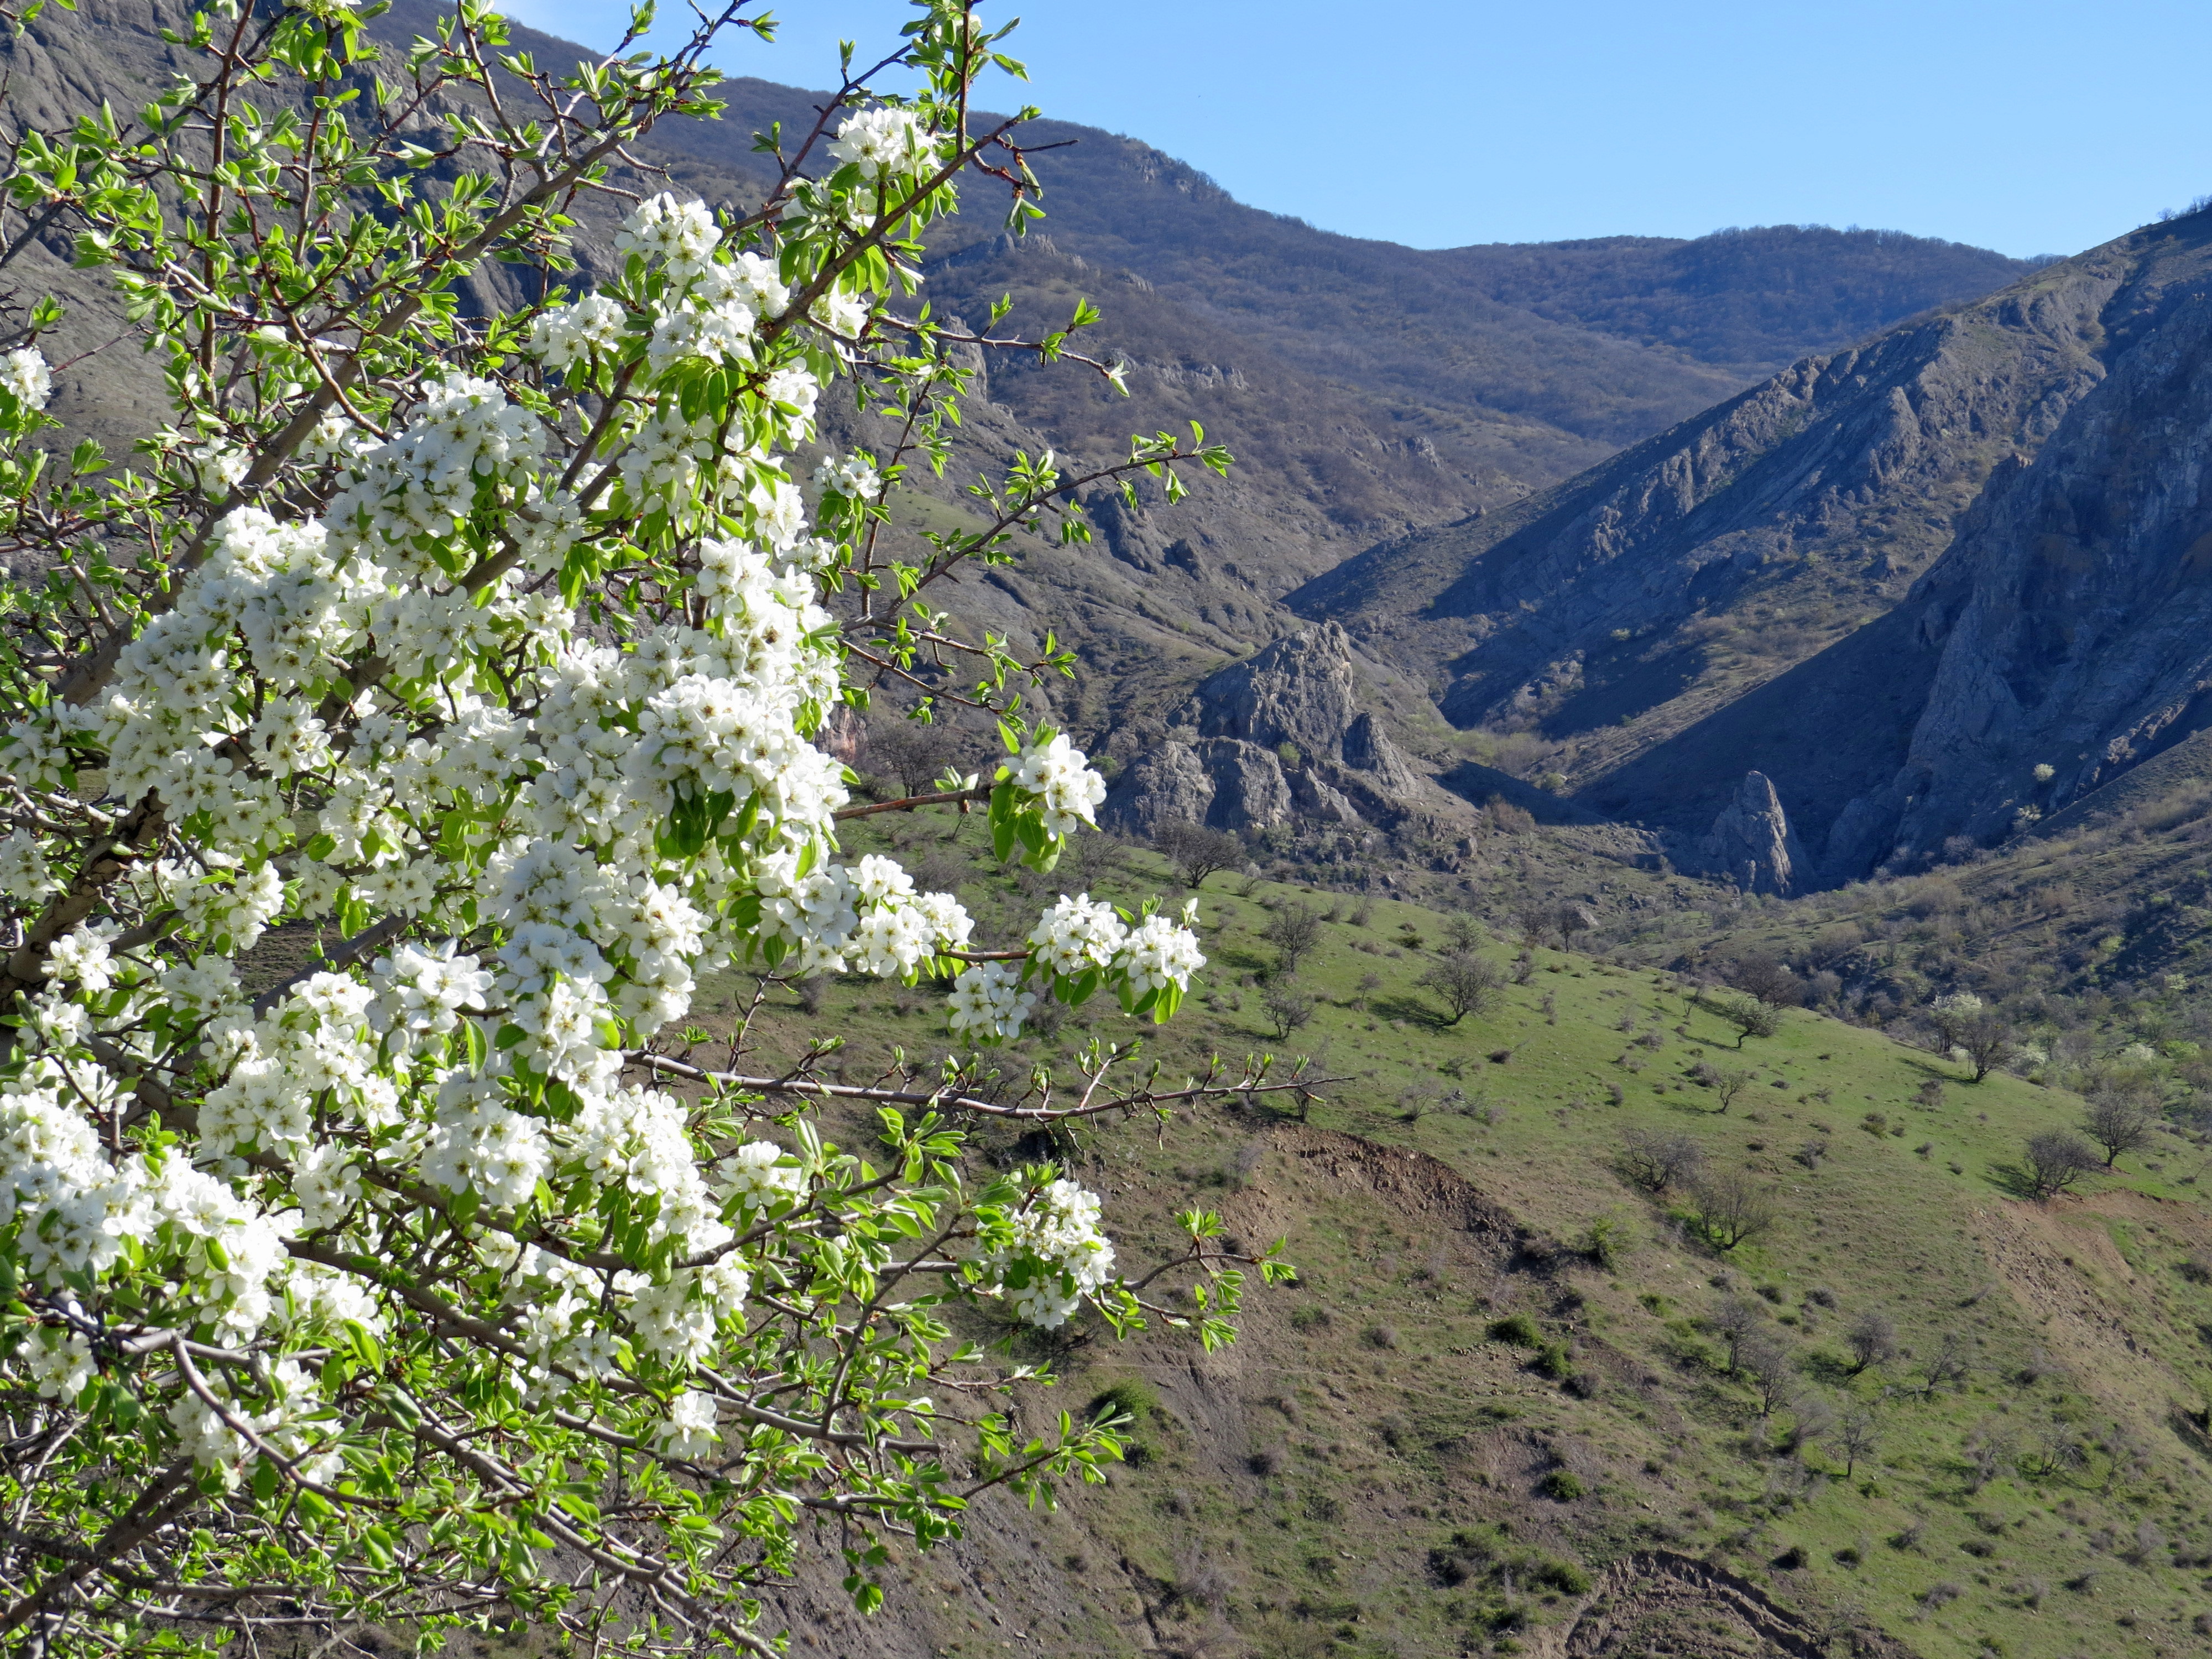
[
  {"left": 0, "top": 346, "right": 51, "bottom": 410},
  {"left": 828, "top": 106, "right": 937, "bottom": 180}
]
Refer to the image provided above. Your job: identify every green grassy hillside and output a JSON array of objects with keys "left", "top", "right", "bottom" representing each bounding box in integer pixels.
[{"left": 694, "top": 809, "right": 2212, "bottom": 1659}]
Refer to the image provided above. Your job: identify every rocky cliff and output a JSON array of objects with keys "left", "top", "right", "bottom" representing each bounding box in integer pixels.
[
  {"left": 1294, "top": 207, "right": 2212, "bottom": 883},
  {"left": 1100, "top": 623, "right": 1464, "bottom": 838}
]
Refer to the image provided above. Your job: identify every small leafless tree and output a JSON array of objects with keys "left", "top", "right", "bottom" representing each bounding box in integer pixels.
[
  {"left": 1919, "top": 1332, "right": 1972, "bottom": 1396},
  {"left": 868, "top": 716, "right": 966, "bottom": 795},
  {"left": 1264, "top": 901, "right": 1324, "bottom": 974},
  {"left": 1781, "top": 1391, "right": 1838, "bottom": 1454},
  {"left": 1417, "top": 952, "right": 1506, "bottom": 1025},
  {"left": 1838, "top": 1409, "right": 1881, "bottom": 1477},
  {"left": 2119, "top": 1520, "right": 2166, "bottom": 1568},
  {"left": 1846, "top": 1310, "right": 1898, "bottom": 1375},
  {"left": 1154, "top": 820, "right": 1243, "bottom": 889},
  {"left": 1442, "top": 914, "right": 1486, "bottom": 952},
  {"left": 1708, "top": 1295, "right": 1766, "bottom": 1371},
  {"left": 1726, "top": 952, "right": 1806, "bottom": 1009},
  {"left": 1619, "top": 1128, "right": 1705, "bottom": 1193},
  {"left": 1557, "top": 903, "right": 1598, "bottom": 951},
  {"left": 1262, "top": 980, "right": 1317, "bottom": 1041},
  {"left": 1963, "top": 1423, "right": 2015, "bottom": 1493},
  {"left": 1688, "top": 1169, "right": 1779, "bottom": 1250},
  {"left": 2081, "top": 1092, "right": 2157, "bottom": 1167},
  {"left": 1690, "top": 1061, "right": 1758, "bottom": 1113},
  {"left": 1739, "top": 1332, "right": 1796, "bottom": 1416},
  {"left": 1952, "top": 1009, "right": 2013, "bottom": 1082},
  {"left": 2022, "top": 1129, "right": 2100, "bottom": 1198},
  {"left": 2023, "top": 1420, "right": 2085, "bottom": 1479}
]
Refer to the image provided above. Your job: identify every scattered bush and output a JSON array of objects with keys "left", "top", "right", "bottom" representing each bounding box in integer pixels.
[
  {"left": 1262, "top": 980, "right": 1317, "bottom": 1040},
  {"left": 1154, "top": 819, "right": 1242, "bottom": 888},
  {"left": 1264, "top": 900, "right": 1325, "bottom": 973},
  {"left": 1486, "top": 1313, "right": 1542, "bottom": 1347},
  {"left": 1699, "top": 989, "right": 1781, "bottom": 1046},
  {"left": 1086, "top": 1379, "right": 1160, "bottom": 1426},
  {"left": 1846, "top": 1310, "right": 1898, "bottom": 1374},
  {"left": 2082, "top": 1091, "right": 2157, "bottom": 1166},
  {"left": 1417, "top": 951, "right": 1505, "bottom": 1025},
  {"left": 1537, "top": 1469, "right": 1587, "bottom": 1501},
  {"left": 1582, "top": 1215, "right": 1627, "bottom": 1268},
  {"left": 1618, "top": 1128, "right": 1705, "bottom": 1192},
  {"left": 1725, "top": 953, "right": 1807, "bottom": 1008},
  {"left": 1531, "top": 1342, "right": 1574, "bottom": 1380},
  {"left": 1687, "top": 1169, "right": 1780, "bottom": 1250},
  {"left": 2021, "top": 1129, "right": 2100, "bottom": 1198}
]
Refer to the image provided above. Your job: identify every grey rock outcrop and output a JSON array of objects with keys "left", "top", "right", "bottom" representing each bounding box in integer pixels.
[
  {"left": 1102, "top": 624, "right": 1454, "bottom": 835},
  {"left": 1689, "top": 771, "right": 1808, "bottom": 894}
]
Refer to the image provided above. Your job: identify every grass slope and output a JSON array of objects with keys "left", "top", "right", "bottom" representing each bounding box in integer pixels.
[{"left": 694, "top": 810, "right": 2212, "bottom": 1659}]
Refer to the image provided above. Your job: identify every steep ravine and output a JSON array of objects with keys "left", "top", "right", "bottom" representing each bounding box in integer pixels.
[{"left": 1296, "top": 209, "right": 2212, "bottom": 886}]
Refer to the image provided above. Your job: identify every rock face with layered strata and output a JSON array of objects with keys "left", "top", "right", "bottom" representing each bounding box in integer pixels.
[{"left": 1102, "top": 624, "right": 1449, "bottom": 835}]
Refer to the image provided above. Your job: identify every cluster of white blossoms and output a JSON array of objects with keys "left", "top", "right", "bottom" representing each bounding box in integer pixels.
[
  {"left": 813, "top": 451, "right": 881, "bottom": 502},
  {"left": 0, "top": 346, "right": 50, "bottom": 411},
  {"left": 1013, "top": 732, "right": 1109, "bottom": 838},
  {"left": 0, "top": 97, "right": 1219, "bottom": 1497},
  {"left": 983, "top": 1178, "right": 1117, "bottom": 1328},
  {"left": 947, "top": 960, "right": 1035, "bottom": 1039},
  {"left": 827, "top": 106, "right": 941, "bottom": 181},
  {"left": 528, "top": 293, "right": 628, "bottom": 371}
]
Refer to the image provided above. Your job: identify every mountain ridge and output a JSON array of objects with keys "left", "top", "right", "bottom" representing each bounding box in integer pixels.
[{"left": 1292, "top": 207, "right": 2212, "bottom": 885}]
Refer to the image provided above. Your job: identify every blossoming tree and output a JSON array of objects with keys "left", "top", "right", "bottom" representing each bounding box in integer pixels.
[{"left": 0, "top": 1, "right": 1302, "bottom": 1651}]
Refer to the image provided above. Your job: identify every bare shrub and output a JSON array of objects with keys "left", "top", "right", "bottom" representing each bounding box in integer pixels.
[
  {"left": 2081, "top": 1091, "right": 2157, "bottom": 1167},
  {"left": 1154, "top": 820, "right": 1241, "bottom": 888},
  {"left": 1725, "top": 952, "right": 1806, "bottom": 1008},
  {"left": 867, "top": 716, "right": 965, "bottom": 795},
  {"left": 1417, "top": 952, "right": 1505, "bottom": 1025},
  {"left": 1262, "top": 981, "right": 1316, "bottom": 1040},
  {"left": 2022, "top": 1129, "right": 2100, "bottom": 1198},
  {"left": 1846, "top": 1310, "right": 1898, "bottom": 1375},
  {"left": 1619, "top": 1128, "right": 1705, "bottom": 1193},
  {"left": 1708, "top": 1295, "right": 1765, "bottom": 1370},
  {"left": 1689, "top": 1061, "right": 1757, "bottom": 1113},
  {"left": 1264, "top": 901, "right": 1324, "bottom": 973},
  {"left": 1688, "top": 1169, "right": 1779, "bottom": 1250},
  {"left": 1738, "top": 1332, "right": 1795, "bottom": 1415},
  {"left": 1838, "top": 1409, "right": 1881, "bottom": 1477},
  {"left": 1442, "top": 914, "right": 1486, "bottom": 951}
]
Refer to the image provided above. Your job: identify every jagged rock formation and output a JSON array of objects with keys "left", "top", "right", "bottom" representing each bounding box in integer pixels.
[
  {"left": 1686, "top": 771, "right": 1809, "bottom": 894},
  {"left": 1294, "top": 206, "right": 2212, "bottom": 884},
  {"left": 1101, "top": 624, "right": 1453, "bottom": 835}
]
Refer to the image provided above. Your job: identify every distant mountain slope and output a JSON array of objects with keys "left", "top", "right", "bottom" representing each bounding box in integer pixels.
[
  {"left": 692, "top": 77, "right": 2036, "bottom": 461},
  {"left": 1, "top": 1, "right": 2045, "bottom": 842},
  {"left": 1433, "top": 226, "right": 2042, "bottom": 380},
  {"left": 1296, "top": 210, "right": 2212, "bottom": 883}
]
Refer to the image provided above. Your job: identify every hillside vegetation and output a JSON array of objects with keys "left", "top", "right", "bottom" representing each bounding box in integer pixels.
[{"left": 684, "top": 806, "right": 2212, "bottom": 1659}]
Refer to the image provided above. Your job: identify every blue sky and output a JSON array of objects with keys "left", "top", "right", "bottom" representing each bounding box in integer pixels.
[{"left": 499, "top": 1, "right": 2212, "bottom": 259}]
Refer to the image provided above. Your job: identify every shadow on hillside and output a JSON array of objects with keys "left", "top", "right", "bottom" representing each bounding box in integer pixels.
[
  {"left": 1368, "top": 992, "right": 1453, "bottom": 1031},
  {"left": 1801, "top": 1350, "right": 1857, "bottom": 1386},
  {"left": 1981, "top": 1160, "right": 2049, "bottom": 1201},
  {"left": 1437, "top": 761, "right": 1615, "bottom": 827}
]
